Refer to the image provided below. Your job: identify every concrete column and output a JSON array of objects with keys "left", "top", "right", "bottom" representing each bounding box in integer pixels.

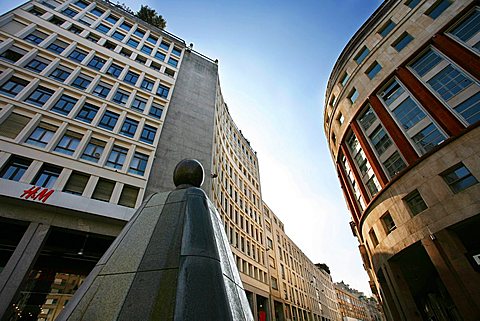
[
  {"left": 0, "top": 222, "right": 50, "bottom": 318},
  {"left": 421, "top": 233, "right": 480, "bottom": 320},
  {"left": 382, "top": 262, "right": 422, "bottom": 321}
]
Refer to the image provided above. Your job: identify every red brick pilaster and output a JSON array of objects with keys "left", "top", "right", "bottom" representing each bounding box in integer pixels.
[
  {"left": 351, "top": 121, "right": 388, "bottom": 187},
  {"left": 369, "top": 96, "right": 418, "bottom": 165},
  {"left": 433, "top": 34, "right": 480, "bottom": 81},
  {"left": 337, "top": 163, "right": 360, "bottom": 225},
  {"left": 396, "top": 66, "right": 465, "bottom": 136},
  {"left": 340, "top": 143, "right": 370, "bottom": 204}
]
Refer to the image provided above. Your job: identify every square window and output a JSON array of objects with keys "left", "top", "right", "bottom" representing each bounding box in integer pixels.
[
  {"left": 0, "top": 113, "right": 31, "bottom": 139},
  {"left": 86, "top": 32, "right": 100, "bottom": 43},
  {"left": 24, "top": 31, "right": 48, "bottom": 45},
  {"left": 149, "top": 103, "right": 163, "bottom": 119},
  {"left": 81, "top": 138, "right": 105, "bottom": 162},
  {"left": 392, "top": 32, "right": 414, "bottom": 52},
  {"left": 106, "top": 145, "right": 128, "bottom": 169},
  {"left": 54, "top": 131, "right": 81, "bottom": 155},
  {"left": 119, "top": 22, "right": 132, "bottom": 31},
  {"left": 47, "top": 40, "right": 68, "bottom": 54},
  {"left": 126, "top": 38, "right": 139, "bottom": 49},
  {"left": 1, "top": 47, "right": 26, "bottom": 63},
  {"left": 32, "top": 164, "right": 62, "bottom": 188},
  {"left": 112, "top": 31, "right": 125, "bottom": 41},
  {"left": 141, "top": 45, "right": 152, "bottom": 55},
  {"left": 155, "top": 51, "right": 166, "bottom": 61},
  {"left": 0, "top": 156, "right": 32, "bottom": 181},
  {"left": 62, "top": 8, "right": 78, "bottom": 18},
  {"left": 71, "top": 73, "right": 92, "bottom": 90},
  {"left": 381, "top": 212, "right": 396, "bottom": 234},
  {"left": 69, "top": 25, "right": 83, "bottom": 34},
  {"left": 404, "top": 189, "right": 428, "bottom": 215},
  {"left": 131, "top": 97, "right": 147, "bottom": 112},
  {"left": 52, "top": 94, "right": 77, "bottom": 115},
  {"left": 160, "top": 41, "right": 170, "bottom": 51},
  {"left": 411, "top": 123, "right": 446, "bottom": 154},
  {"left": 147, "top": 35, "right": 158, "bottom": 45},
  {"left": 140, "top": 124, "right": 156, "bottom": 144},
  {"left": 164, "top": 68, "right": 175, "bottom": 77},
  {"left": 49, "top": 66, "right": 72, "bottom": 82},
  {"left": 25, "top": 86, "right": 54, "bottom": 106},
  {"left": 128, "top": 152, "right": 148, "bottom": 175},
  {"left": 112, "top": 89, "right": 130, "bottom": 105},
  {"left": 74, "top": 0, "right": 88, "bottom": 9},
  {"left": 90, "top": 7, "right": 104, "bottom": 17},
  {"left": 167, "top": 58, "right": 178, "bottom": 67},
  {"left": 26, "top": 123, "right": 56, "bottom": 148},
  {"left": 92, "top": 178, "right": 115, "bottom": 201},
  {"left": 441, "top": 163, "right": 478, "bottom": 193},
  {"left": 124, "top": 71, "right": 139, "bottom": 85},
  {"left": 141, "top": 78, "right": 154, "bottom": 91},
  {"left": 96, "top": 24, "right": 110, "bottom": 34},
  {"left": 172, "top": 47, "right": 182, "bottom": 56},
  {"left": 63, "top": 171, "right": 89, "bottom": 195},
  {"left": 135, "top": 55, "right": 147, "bottom": 64},
  {"left": 92, "top": 82, "right": 111, "bottom": 98},
  {"left": 133, "top": 28, "right": 145, "bottom": 38},
  {"left": 354, "top": 46, "right": 370, "bottom": 64},
  {"left": 106, "top": 15, "right": 118, "bottom": 24},
  {"left": 87, "top": 55, "right": 106, "bottom": 70},
  {"left": 26, "top": 58, "right": 50, "bottom": 73},
  {"left": 29, "top": 6, "right": 46, "bottom": 16},
  {"left": 75, "top": 103, "right": 98, "bottom": 123},
  {"left": 337, "top": 112, "right": 344, "bottom": 125},
  {"left": 68, "top": 48, "right": 88, "bottom": 63},
  {"left": 120, "top": 117, "right": 138, "bottom": 137},
  {"left": 120, "top": 48, "right": 132, "bottom": 58},
  {"left": 98, "top": 110, "right": 119, "bottom": 130},
  {"left": 118, "top": 185, "right": 139, "bottom": 207},
  {"left": 150, "top": 62, "right": 161, "bottom": 71},
  {"left": 366, "top": 61, "right": 382, "bottom": 79},
  {"left": 104, "top": 41, "right": 116, "bottom": 50},
  {"left": 49, "top": 16, "right": 65, "bottom": 26},
  {"left": 156, "top": 84, "right": 169, "bottom": 99},
  {"left": 107, "top": 63, "right": 123, "bottom": 77}
]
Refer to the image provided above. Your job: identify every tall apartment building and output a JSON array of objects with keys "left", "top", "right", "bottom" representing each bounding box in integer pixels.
[
  {"left": 334, "top": 282, "right": 370, "bottom": 321},
  {"left": 0, "top": 1, "right": 341, "bottom": 320},
  {"left": 323, "top": 0, "right": 480, "bottom": 321}
]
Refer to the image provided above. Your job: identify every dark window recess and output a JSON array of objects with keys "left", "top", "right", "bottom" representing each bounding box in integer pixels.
[
  {"left": 441, "top": 163, "right": 478, "bottom": 193},
  {"left": 0, "top": 47, "right": 26, "bottom": 63},
  {"left": 404, "top": 190, "right": 428, "bottom": 215},
  {"left": 52, "top": 95, "right": 77, "bottom": 115},
  {"left": 68, "top": 48, "right": 88, "bottom": 63},
  {"left": 63, "top": 172, "right": 89, "bottom": 195},
  {"left": 75, "top": 103, "right": 98, "bottom": 123},
  {"left": 0, "top": 77, "right": 29, "bottom": 97},
  {"left": 32, "top": 164, "right": 62, "bottom": 188},
  {"left": 381, "top": 212, "right": 396, "bottom": 234},
  {"left": 0, "top": 156, "right": 32, "bottom": 181},
  {"left": 25, "top": 86, "right": 54, "bottom": 106},
  {"left": 92, "top": 178, "right": 115, "bottom": 202},
  {"left": 118, "top": 185, "right": 139, "bottom": 207}
]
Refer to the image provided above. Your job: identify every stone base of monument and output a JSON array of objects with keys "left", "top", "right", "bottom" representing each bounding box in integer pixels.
[{"left": 56, "top": 160, "right": 254, "bottom": 321}]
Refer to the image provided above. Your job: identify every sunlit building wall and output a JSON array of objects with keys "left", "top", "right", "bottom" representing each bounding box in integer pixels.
[{"left": 323, "top": 0, "right": 480, "bottom": 320}]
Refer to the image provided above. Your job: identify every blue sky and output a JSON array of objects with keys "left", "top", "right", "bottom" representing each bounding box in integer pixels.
[{"left": 0, "top": 0, "right": 382, "bottom": 294}]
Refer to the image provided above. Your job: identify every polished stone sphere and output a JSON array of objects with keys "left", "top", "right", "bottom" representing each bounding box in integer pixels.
[{"left": 173, "top": 159, "right": 204, "bottom": 188}]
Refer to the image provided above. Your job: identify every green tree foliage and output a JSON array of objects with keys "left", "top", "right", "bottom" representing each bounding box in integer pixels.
[{"left": 136, "top": 5, "right": 167, "bottom": 29}]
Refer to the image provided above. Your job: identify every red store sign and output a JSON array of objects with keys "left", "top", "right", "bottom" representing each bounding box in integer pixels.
[{"left": 20, "top": 186, "right": 54, "bottom": 203}]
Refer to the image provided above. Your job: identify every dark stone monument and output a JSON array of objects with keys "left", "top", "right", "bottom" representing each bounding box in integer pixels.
[{"left": 56, "top": 159, "right": 254, "bottom": 321}]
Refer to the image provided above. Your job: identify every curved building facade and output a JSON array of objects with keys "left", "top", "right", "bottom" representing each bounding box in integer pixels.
[{"left": 324, "top": 1, "right": 480, "bottom": 320}]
